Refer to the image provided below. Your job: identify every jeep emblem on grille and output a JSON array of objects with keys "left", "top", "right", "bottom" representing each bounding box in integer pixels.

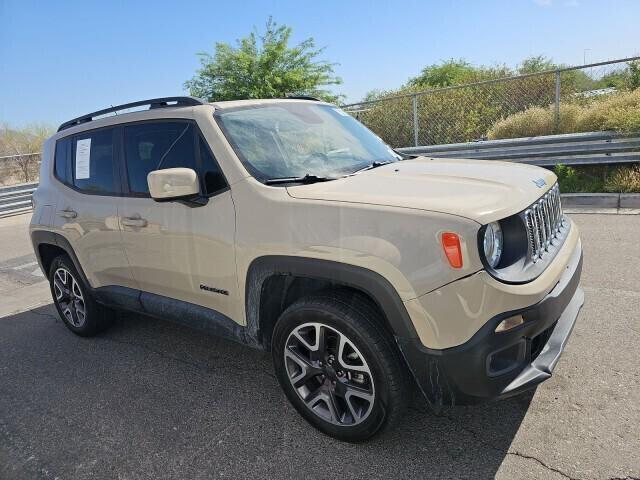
[{"left": 533, "top": 178, "right": 547, "bottom": 188}]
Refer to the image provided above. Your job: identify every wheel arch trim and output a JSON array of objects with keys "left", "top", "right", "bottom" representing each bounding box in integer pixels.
[
  {"left": 30, "top": 230, "right": 91, "bottom": 288},
  {"left": 245, "top": 256, "right": 420, "bottom": 346}
]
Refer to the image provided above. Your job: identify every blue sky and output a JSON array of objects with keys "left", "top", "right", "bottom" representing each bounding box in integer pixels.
[{"left": 1, "top": 0, "right": 639, "bottom": 128}]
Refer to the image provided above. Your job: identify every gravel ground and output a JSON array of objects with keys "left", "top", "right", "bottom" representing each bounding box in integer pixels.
[{"left": 0, "top": 213, "right": 638, "bottom": 480}]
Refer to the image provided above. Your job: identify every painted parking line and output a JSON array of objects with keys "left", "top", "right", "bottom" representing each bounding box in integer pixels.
[
  {"left": 10, "top": 261, "right": 43, "bottom": 277},
  {"left": 12, "top": 261, "right": 38, "bottom": 270},
  {"left": 0, "top": 254, "right": 46, "bottom": 286}
]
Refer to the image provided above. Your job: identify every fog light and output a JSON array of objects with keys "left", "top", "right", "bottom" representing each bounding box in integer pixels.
[{"left": 495, "top": 315, "right": 524, "bottom": 333}]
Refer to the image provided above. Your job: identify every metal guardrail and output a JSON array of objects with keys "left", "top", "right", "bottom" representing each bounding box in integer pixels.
[
  {"left": 0, "top": 182, "right": 38, "bottom": 218},
  {"left": 397, "top": 131, "right": 640, "bottom": 167}
]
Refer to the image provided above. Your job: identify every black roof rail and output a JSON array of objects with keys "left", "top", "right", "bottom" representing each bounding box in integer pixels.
[
  {"left": 57, "top": 96, "right": 205, "bottom": 132},
  {"left": 284, "top": 95, "right": 323, "bottom": 101}
]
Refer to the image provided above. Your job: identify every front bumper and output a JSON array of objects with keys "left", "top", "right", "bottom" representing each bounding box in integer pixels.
[{"left": 398, "top": 245, "right": 584, "bottom": 407}]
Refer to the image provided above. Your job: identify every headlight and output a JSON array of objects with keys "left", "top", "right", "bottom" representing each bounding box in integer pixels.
[{"left": 483, "top": 222, "right": 503, "bottom": 268}]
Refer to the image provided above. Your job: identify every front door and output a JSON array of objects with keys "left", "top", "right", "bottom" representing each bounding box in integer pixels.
[{"left": 117, "top": 120, "right": 238, "bottom": 320}]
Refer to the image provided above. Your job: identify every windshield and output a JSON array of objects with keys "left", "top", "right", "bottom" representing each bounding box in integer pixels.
[{"left": 215, "top": 103, "right": 400, "bottom": 182}]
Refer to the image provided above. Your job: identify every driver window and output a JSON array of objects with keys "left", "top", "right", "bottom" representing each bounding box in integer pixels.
[{"left": 124, "top": 122, "right": 197, "bottom": 195}]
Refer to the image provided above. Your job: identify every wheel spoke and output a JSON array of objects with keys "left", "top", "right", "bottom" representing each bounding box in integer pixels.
[
  {"left": 53, "top": 278, "right": 66, "bottom": 300},
  {"left": 334, "top": 380, "right": 374, "bottom": 422},
  {"left": 62, "top": 306, "right": 74, "bottom": 325},
  {"left": 336, "top": 379, "right": 373, "bottom": 398},
  {"left": 326, "top": 391, "right": 342, "bottom": 424},
  {"left": 71, "top": 278, "right": 83, "bottom": 300},
  {"left": 74, "top": 299, "right": 86, "bottom": 321},
  {"left": 292, "top": 325, "right": 319, "bottom": 352},
  {"left": 303, "top": 389, "right": 338, "bottom": 424},
  {"left": 316, "top": 325, "right": 327, "bottom": 357},
  {"left": 304, "top": 389, "right": 325, "bottom": 409},
  {"left": 55, "top": 268, "right": 67, "bottom": 286},
  {"left": 337, "top": 333, "right": 368, "bottom": 372},
  {"left": 284, "top": 347, "right": 321, "bottom": 388},
  {"left": 345, "top": 383, "right": 374, "bottom": 402},
  {"left": 345, "top": 389, "right": 373, "bottom": 422}
]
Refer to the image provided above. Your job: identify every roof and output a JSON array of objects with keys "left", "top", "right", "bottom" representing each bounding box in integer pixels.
[{"left": 57, "top": 96, "right": 326, "bottom": 132}]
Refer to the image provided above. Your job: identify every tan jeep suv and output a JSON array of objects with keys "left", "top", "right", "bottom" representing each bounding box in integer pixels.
[{"left": 30, "top": 96, "right": 584, "bottom": 441}]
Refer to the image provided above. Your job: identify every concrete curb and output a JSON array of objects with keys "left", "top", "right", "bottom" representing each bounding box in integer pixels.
[
  {"left": 620, "top": 193, "right": 640, "bottom": 208},
  {"left": 561, "top": 193, "right": 640, "bottom": 209}
]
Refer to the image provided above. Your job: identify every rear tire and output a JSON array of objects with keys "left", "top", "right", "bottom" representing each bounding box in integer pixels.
[
  {"left": 272, "top": 291, "right": 411, "bottom": 442},
  {"left": 49, "top": 255, "right": 112, "bottom": 336}
]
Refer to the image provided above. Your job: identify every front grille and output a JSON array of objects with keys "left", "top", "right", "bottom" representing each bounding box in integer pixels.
[{"left": 524, "top": 184, "right": 565, "bottom": 262}]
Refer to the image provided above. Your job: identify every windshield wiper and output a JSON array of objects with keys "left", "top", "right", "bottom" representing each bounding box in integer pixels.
[
  {"left": 351, "top": 160, "right": 394, "bottom": 175},
  {"left": 264, "top": 174, "right": 336, "bottom": 185}
]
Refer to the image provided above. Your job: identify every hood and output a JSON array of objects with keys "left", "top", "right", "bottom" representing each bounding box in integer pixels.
[{"left": 286, "top": 157, "right": 558, "bottom": 224}]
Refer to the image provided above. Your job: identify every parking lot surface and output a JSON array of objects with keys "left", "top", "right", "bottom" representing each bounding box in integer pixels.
[{"left": 0, "top": 213, "right": 638, "bottom": 480}]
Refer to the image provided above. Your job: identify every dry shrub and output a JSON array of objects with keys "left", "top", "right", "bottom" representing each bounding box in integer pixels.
[
  {"left": 576, "top": 88, "right": 640, "bottom": 132},
  {"left": 488, "top": 89, "right": 640, "bottom": 140},
  {"left": 487, "top": 104, "right": 580, "bottom": 139},
  {"left": 604, "top": 164, "right": 640, "bottom": 193}
]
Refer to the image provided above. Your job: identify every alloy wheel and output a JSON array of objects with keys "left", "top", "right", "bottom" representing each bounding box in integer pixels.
[
  {"left": 284, "top": 322, "right": 375, "bottom": 426},
  {"left": 53, "top": 267, "right": 86, "bottom": 328}
]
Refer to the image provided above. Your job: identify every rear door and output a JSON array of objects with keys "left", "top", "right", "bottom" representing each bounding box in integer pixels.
[
  {"left": 117, "top": 120, "right": 238, "bottom": 319},
  {"left": 51, "top": 127, "right": 136, "bottom": 290}
]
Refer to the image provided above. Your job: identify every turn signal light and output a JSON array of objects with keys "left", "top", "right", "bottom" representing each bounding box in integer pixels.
[{"left": 441, "top": 232, "right": 463, "bottom": 268}]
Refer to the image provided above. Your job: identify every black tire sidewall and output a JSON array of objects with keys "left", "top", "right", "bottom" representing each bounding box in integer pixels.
[{"left": 272, "top": 299, "right": 400, "bottom": 442}]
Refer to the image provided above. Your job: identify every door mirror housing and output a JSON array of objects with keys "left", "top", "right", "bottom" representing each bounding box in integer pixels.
[{"left": 147, "top": 168, "right": 201, "bottom": 202}]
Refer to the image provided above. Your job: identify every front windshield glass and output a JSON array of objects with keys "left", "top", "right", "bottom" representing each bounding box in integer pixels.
[{"left": 215, "top": 103, "right": 400, "bottom": 181}]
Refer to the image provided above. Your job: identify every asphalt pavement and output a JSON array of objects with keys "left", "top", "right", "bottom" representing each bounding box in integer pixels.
[{"left": 0, "top": 212, "right": 638, "bottom": 480}]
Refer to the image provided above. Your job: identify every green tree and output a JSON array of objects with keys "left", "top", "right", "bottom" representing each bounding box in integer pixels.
[
  {"left": 408, "top": 59, "right": 510, "bottom": 88},
  {"left": 185, "top": 18, "right": 342, "bottom": 103},
  {"left": 517, "top": 55, "right": 556, "bottom": 74},
  {"left": 626, "top": 60, "right": 640, "bottom": 90},
  {"left": 595, "top": 61, "right": 640, "bottom": 90},
  {"left": 408, "top": 59, "right": 478, "bottom": 88},
  {"left": 518, "top": 55, "right": 595, "bottom": 91}
]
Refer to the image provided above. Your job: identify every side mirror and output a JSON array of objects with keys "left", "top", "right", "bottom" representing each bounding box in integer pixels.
[{"left": 147, "top": 168, "right": 200, "bottom": 201}]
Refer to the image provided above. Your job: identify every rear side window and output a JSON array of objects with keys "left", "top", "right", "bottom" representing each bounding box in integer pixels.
[
  {"left": 124, "top": 122, "right": 197, "bottom": 195},
  {"left": 72, "top": 128, "right": 116, "bottom": 194},
  {"left": 54, "top": 137, "right": 71, "bottom": 183}
]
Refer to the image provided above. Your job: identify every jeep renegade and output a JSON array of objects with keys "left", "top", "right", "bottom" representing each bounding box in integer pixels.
[{"left": 30, "top": 96, "right": 584, "bottom": 441}]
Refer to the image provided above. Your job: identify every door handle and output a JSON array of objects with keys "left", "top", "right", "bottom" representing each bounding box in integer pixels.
[
  {"left": 57, "top": 209, "right": 77, "bottom": 219},
  {"left": 122, "top": 216, "right": 148, "bottom": 228}
]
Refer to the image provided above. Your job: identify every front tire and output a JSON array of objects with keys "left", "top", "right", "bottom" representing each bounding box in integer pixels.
[
  {"left": 49, "top": 255, "right": 112, "bottom": 336},
  {"left": 272, "top": 291, "right": 410, "bottom": 442}
]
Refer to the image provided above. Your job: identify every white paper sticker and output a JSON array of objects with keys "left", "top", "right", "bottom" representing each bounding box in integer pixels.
[{"left": 75, "top": 138, "right": 91, "bottom": 180}]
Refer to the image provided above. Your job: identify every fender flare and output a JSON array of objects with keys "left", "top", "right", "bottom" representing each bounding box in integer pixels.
[
  {"left": 30, "top": 230, "right": 91, "bottom": 288},
  {"left": 245, "top": 255, "right": 420, "bottom": 343}
]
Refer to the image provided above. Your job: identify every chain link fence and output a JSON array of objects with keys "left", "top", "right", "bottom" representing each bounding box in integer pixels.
[{"left": 342, "top": 57, "right": 640, "bottom": 148}]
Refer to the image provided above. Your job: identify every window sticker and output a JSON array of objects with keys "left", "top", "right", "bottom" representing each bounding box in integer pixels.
[{"left": 75, "top": 138, "right": 91, "bottom": 179}]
